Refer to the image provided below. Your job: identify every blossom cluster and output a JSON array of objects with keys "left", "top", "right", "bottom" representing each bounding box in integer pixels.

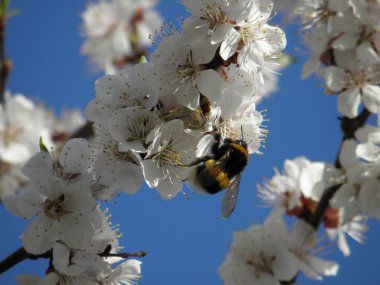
[
  {"left": 5, "top": 139, "right": 141, "bottom": 284},
  {"left": 85, "top": 0, "right": 285, "bottom": 201},
  {"left": 0, "top": 92, "right": 85, "bottom": 200},
  {"left": 220, "top": 213, "right": 339, "bottom": 284},
  {"left": 81, "top": 0, "right": 162, "bottom": 74},
  {"left": 219, "top": 1, "right": 380, "bottom": 284},
  {"left": 259, "top": 156, "right": 367, "bottom": 255},
  {"left": 277, "top": 0, "right": 380, "bottom": 118},
  {"left": 272, "top": 0, "right": 380, "bottom": 227},
  {"left": 2, "top": 0, "right": 287, "bottom": 284}
]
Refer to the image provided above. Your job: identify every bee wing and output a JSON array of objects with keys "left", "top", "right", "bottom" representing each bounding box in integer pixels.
[{"left": 221, "top": 173, "right": 242, "bottom": 219}]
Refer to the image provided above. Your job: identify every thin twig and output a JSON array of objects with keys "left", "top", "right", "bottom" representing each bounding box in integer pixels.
[
  {"left": 99, "top": 250, "right": 148, "bottom": 259},
  {"left": 0, "top": 246, "right": 147, "bottom": 275},
  {"left": 0, "top": 247, "right": 50, "bottom": 275},
  {"left": 0, "top": 0, "right": 10, "bottom": 105}
]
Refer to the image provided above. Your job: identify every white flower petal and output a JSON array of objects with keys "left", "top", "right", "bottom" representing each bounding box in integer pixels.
[
  {"left": 332, "top": 33, "right": 358, "bottom": 51},
  {"left": 211, "top": 23, "right": 233, "bottom": 44},
  {"left": 339, "top": 139, "right": 358, "bottom": 169},
  {"left": 61, "top": 213, "right": 94, "bottom": 249},
  {"left": 337, "top": 230, "right": 351, "bottom": 256},
  {"left": 0, "top": 143, "right": 31, "bottom": 164},
  {"left": 38, "top": 273, "right": 60, "bottom": 285},
  {"left": 362, "top": 85, "right": 380, "bottom": 114},
  {"left": 3, "top": 190, "right": 42, "bottom": 218},
  {"left": 22, "top": 152, "right": 53, "bottom": 181},
  {"left": 220, "top": 28, "right": 240, "bottom": 60},
  {"left": 23, "top": 216, "right": 56, "bottom": 254},
  {"left": 156, "top": 177, "right": 182, "bottom": 200},
  {"left": 356, "top": 42, "right": 380, "bottom": 65},
  {"left": 302, "top": 58, "right": 319, "bottom": 79},
  {"left": 140, "top": 159, "right": 163, "bottom": 188},
  {"left": 325, "top": 66, "right": 348, "bottom": 92},
  {"left": 115, "top": 160, "right": 143, "bottom": 195},
  {"left": 356, "top": 142, "right": 380, "bottom": 162},
  {"left": 338, "top": 88, "right": 361, "bottom": 118},
  {"left": 63, "top": 183, "right": 96, "bottom": 213},
  {"left": 331, "top": 184, "right": 356, "bottom": 209},
  {"left": 59, "top": 138, "right": 91, "bottom": 174},
  {"left": 119, "top": 140, "right": 146, "bottom": 153},
  {"left": 52, "top": 243, "right": 70, "bottom": 274},
  {"left": 272, "top": 248, "right": 299, "bottom": 281},
  {"left": 196, "top": 69, "right": 223, "bottom": 102}
]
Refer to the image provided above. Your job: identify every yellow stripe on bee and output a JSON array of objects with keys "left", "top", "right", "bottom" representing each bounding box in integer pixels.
[
  {"left": 204, "top": 160, "right": 230, "bottom": 189},
  {"left": 217, "top": 172, "right": 230, "bottom": 189},
  {"left": 231, "top": 143, "right": 249, "bottom": 161}
]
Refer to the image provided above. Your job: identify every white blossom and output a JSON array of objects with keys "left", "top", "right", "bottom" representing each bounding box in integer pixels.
[
  {"left": 219, "top": 216, "right": 299, "bottom": 285},
  {"left": 139, "top": 119, "right": 198, "bottom": 199},
  {"left": 287, "top": 221, "right": 339, "bottom": 280},
  {"left": 219, "top": 0, "right": 286, "bottom": 77},
  {"left": 81, "top": 0, "right": 162, "bottom": 73},
  {"left": 4, "top": 139, "right": 97, "bottom": 254}
]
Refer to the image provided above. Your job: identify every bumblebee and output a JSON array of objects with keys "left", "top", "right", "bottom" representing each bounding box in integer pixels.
[{"left": 192, "top": 134, "right": 249, "bottom": 218}]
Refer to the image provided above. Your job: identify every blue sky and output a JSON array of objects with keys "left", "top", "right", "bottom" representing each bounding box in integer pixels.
[{"left": 1, "top": 1, "right": 379, "bottom": 284}]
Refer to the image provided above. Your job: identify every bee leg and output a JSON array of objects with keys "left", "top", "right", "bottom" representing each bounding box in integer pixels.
[{"left": 177, "top": 156, "right": 211, "bottom": 167}]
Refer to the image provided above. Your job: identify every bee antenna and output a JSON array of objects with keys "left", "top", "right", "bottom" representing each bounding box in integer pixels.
[{"left": 240, "top": 125, "right": 244, "bottom": 141}]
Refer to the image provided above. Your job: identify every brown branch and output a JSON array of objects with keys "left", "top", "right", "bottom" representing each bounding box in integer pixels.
[
  {"left": 340, "top": 108, "right": 371, "bottom": 140},
  {"left": 303, "top": 109, "right": 371, "bottom": 230},
  {"left": 0, "top": 0, "right": 10, "bottom": 105},
  {"left": 308, "top": 184, "right": 341, "bottom": 229},
  {"left": 69, "top": 121, "right": 94, "bottom": 140},
  {"left": 99, "top": 250, "right": 148, "bottom": 259},
  {"left": 308, "top": 108, "right": 371, "bottom": 228},
  {"left": 0, "top": 247, "right": 50, "bottom": 275},
  {"left": 0, "top": 246, "right": 147, "bottom": 275}
]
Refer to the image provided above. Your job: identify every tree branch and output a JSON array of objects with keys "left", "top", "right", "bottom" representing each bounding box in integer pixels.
[
  {"left": 299, "top": 109, "right": 371, "bottom": 230},
  {"left": 0, "top": 247, "right": 50, "bottom": 275},
  {"left": 99, "top": 250, "right": 148, "bottom": 259},
  {"left": 0, "top": 246, "right": 147, "bottom": 275},
  {"left": 0, "top": 0, "right": 10, "bottom": 105},
  {"left": 307, "top": 108, "right": 371, "bottom": 229},
  {"left": 69, "top": 121, "right": 94, "bottom": 140}
]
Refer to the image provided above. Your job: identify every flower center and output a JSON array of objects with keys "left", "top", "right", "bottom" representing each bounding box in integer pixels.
[
  {"left": 153, "top": 136, "right": 183, "bottom": 166},
  {"left": 302, "top": 2, "right": 333, "bottom": 30},
  {"left": 1, "top": 125, "right": 24, "bottom": 146},
  {"left": 107, "top": 144, "right": 136, "bottom": 163},
  {"left": 200, "top": 3, "right": 228, "bottom": 31},
  {"left": 246, "top": 251, "right": 275, "bottom": 278},
  {"left": 349, "top": 70, "right": 367, "bottom": 88},
  {"left": 176, "top": 51, "right": 204, "bottom": 83},
  {"left": 127, "top": 115, "right": 151, "bottom": 141},
  {"left": 43, "top": 194, "right": 67, "bottom": 219}
]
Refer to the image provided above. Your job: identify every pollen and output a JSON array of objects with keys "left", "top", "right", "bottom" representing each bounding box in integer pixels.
[
  {"left": 1, "top": 125, "right": 24, "bottom": 146},
  {"left": 43, "top": 194, "right": 67, "bottom": 219},
  {"left": 153, "top": 140, "right": 183, "bottom": 166},
  {"left": 200, "top": 3, "right": 228, "bottom": 31},
  {"left": 176, "top": 51, "right": 204, "bottom": 82}
]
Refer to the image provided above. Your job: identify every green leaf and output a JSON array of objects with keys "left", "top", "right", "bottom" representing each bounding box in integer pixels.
[
  {"left": 0, "top": 0, "right": 9, "bottom": 18},
  {"left": 139, "top": 55, "right": 147, "bottom": 63},
  {"left": 39, "top": 137, "right": 49, "bottom": 153}
]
